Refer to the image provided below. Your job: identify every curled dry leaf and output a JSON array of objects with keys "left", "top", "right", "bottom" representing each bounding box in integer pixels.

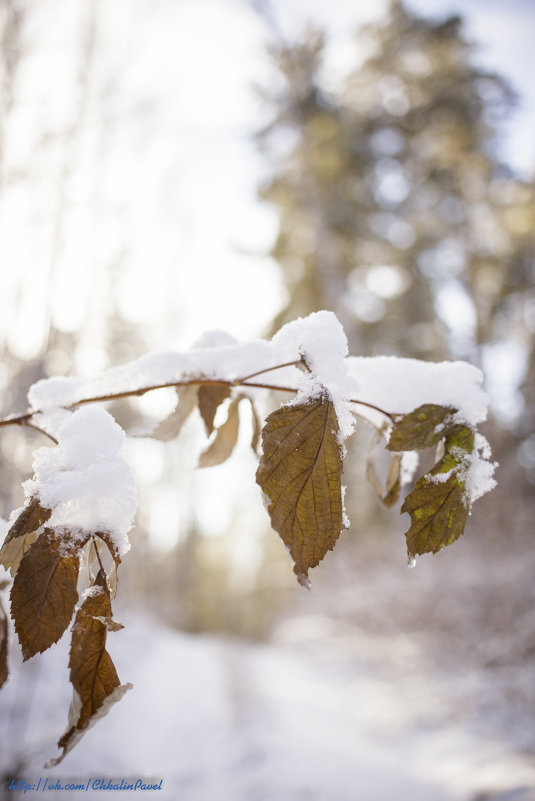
[
  {"left": 10, "top": 529, "right": 82, "bottom": 661},
  {"left": 249, "top": 397, "right": 262, "bottom": 455},
  {"left": 48, "top": 570, "right": 131, "bottom": 766},
  {"left": 198, "top": 384, "right": 231, "bottom": 435},
  {"left": 256, "top": 395, "right": 344, "bottom": 586},
  {"left": 93, "top": 531, "right": 122, "bottom": 568},
  {"left": 149, "top": 384, "right": 199, "bottom": 442},
  {"left": 199, "top": 396, "right": 241, "bottom": 468},
  {"left": 0, "top": 498, "right": 52, "bottom": 577}
]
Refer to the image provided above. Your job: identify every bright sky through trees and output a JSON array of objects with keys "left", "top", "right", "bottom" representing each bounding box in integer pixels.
[{"left": 1, "top": 0, "right": 533, "bottom": 364}]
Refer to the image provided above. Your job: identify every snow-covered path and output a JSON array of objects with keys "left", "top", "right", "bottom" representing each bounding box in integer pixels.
[{"left": 1, "top": 613, "right": 534, "bottom": 801}]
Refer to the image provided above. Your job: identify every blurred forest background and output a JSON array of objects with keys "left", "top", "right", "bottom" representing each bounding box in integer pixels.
[{"left": 0, "top": 0, "right": 534, "bottom": 788}]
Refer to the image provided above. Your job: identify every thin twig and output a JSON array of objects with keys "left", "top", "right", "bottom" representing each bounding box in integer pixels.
[
  {"left": 21, "top": 420, "right": 59, "bottom": 444},
  {"left": 0, "top": 365, "right": 396, "bottom": 431},
  {"left": 235, "top": 359, "right": 302, "bottom": 384},
  {"left": 0, "top": 412, "right": 33, "bottom": 428},
  {"left": 348, "top": 399, "right": 396, "bottom": 423}
]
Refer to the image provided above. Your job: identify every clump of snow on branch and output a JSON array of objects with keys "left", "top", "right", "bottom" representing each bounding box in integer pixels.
[
  {"left": 28, "top": 312, "right": 489, "bottom": 429},
  {"left": 24, "top": 310, "right": 496, "bottom": 503},
  {"left": 271, "top": 311, "right": 360, "bottom": 438},
  {"left": 346, "top": 355, "right": 489, "bottom": 427},
  {"left": 24, "top": 407, "right": 136, "bottom": 555}
]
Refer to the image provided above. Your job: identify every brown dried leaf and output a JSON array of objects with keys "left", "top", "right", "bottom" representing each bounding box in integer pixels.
[
  {"left": 256, "top": 395, "right": 345, "bottom": 586},
  {"left": 199, "top": 396, "right": 241, "bottom": 468},
  {"left": 0, "top": 594, "right": 8, "bottom": 689},
  {"left": 47, "top": 683, "right": 132, "bottom": 768},
  {"left": 47, "top": 571, "right": 132, "bottom": 766},
  {"left": 93, "top": 532, "right": 122, "bottom": 568},
  {"left": 66, "top": 573, "right": 121, "bottom": 730},
  {"left": 107, "top": 561, "right": 119, "bottom": 601},
  {"left": 0, "top": 499, "right": 52, "bottom": 577},
  {"left": 4, "top": 498, "right": 52, "bottom": 543},
  {"left": 149, "top": 385, "right": 199, "bottom": 441},
  {"left": 0, "top": 530, "right": 39, "bottom": 579},
  {"left": 198, "top": 384, "right": 231, "bottom": 435},
  {"left": 10, "top": 529, "right": 81, "bottom": 661}
]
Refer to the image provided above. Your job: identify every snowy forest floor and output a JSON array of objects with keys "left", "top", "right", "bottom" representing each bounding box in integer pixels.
[{"left": 1, "top": 609, "right": 534, "bottom": 801}]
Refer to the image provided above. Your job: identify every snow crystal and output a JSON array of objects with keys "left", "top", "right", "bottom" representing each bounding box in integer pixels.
[
  {"left": 426, "top": 433, "right": 497, "bottom": 507},
  {"left": 24, "top": 407, "right": 136, "bottom": 555},
  {"left": 271, "top": 311, "right": 361, "bottom": 438},
  {"left": 458, "top": 434, "right": 498, "bottom": 505}
]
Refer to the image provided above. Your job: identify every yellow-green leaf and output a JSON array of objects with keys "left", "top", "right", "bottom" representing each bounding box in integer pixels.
[
  {"left": 255, "top": 395, "right": 344, "bottom": 586},
  {"left": 10, "top": 529, "right": 81, "bottom": 661},
  {"left": 387, "top": 404, "right": 456, "bottom": 452},
  {"left": 401, "top": 424, "right": 475, "bottom": 557},
  {"left": 402, "top": 474, "right": 469, "bottom": 557}
]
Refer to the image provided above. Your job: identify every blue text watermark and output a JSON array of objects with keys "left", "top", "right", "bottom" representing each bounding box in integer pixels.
[{"left": 5, "top": 778, "right": 163, "bottom": 793}]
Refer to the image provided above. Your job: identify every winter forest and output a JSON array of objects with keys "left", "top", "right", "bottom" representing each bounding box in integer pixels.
[{"left": 0, "top": 0, "right": 534, "bottom": 799}]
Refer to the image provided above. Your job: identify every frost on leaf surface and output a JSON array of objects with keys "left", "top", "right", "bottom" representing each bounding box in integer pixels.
[{"left": 256, "top": 394, "right": 345, "bottom": 586}]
